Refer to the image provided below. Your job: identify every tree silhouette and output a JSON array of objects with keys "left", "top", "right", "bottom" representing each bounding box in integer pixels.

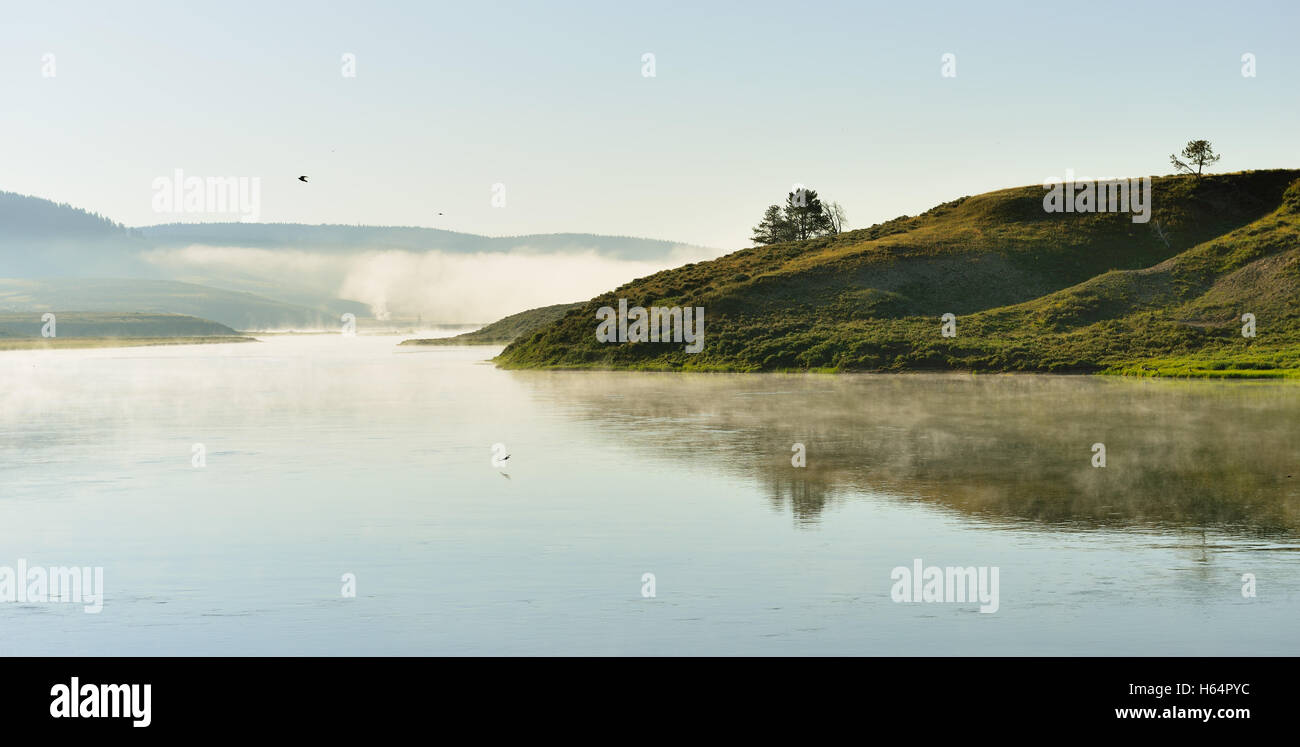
[
  {"left": 1170, "top": 140, "right": 1221, "bottom": 178},
  {"left": 751, "top": 204, "right": 792, "bottom": 245},
  {"left": 751, "top": 188, "right": 839, "bottom": 244}
]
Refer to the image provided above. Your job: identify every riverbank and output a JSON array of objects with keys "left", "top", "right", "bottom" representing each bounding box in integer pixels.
[{"left": 0, "top": 336, "right": 257, "bottom": 351}]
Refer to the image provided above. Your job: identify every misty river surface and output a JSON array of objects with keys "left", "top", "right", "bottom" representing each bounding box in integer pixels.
[{"left": 2, "top": 334, "right": 1299, "bottom": 655}]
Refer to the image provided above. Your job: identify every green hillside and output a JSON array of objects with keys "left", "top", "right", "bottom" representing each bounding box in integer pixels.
[
  {"left": 400, "top": 302, "right": 583, "bottom": 346},
  {"left": 498, "top": 170, "right": 1300, "bottom": 377},
  {"left": 0, "top": 311, "right": 241, "bottom": 339},
  {"left": 0, "top": 278, "right": 365, "bottom": 331}
]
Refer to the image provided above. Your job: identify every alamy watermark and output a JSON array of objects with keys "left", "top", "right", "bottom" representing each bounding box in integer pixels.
[
  {"left": 50, "top": 678, "right": 150, "bottom": 727},
  {"left": 152, "top": 168, "right": 261, "bottom": 222},
  {"left": 890, "top": 558, "right": 999, "bottom": 613},
  {"left": 0, "top": 559, "right": 103, "bottom": 613},
  {"left": 1043, "top": 169, "right": 1151, "bottom": 223},
  {"left": 596, "top": 299, "right": 704, "bottom": 353}
]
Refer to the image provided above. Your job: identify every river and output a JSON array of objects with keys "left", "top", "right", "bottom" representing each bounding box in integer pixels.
[{"left": 1, "top": 334, "right": 1297, "bottom": 654}]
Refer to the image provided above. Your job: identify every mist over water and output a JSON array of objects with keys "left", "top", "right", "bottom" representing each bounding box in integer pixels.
[
  {"left": 141, "top": 244, "right": 716, "bottom": 322},
  {"left": 2, "top": 337, "right": 1298, "bottom": 655}
]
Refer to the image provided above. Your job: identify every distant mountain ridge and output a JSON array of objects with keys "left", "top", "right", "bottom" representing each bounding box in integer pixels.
[
  {"left": 0, "top": 190, "right": 714, "bottom": 327},
  {"left": 137, "top": 222, "right": 709, "bottom": 261},
  {"left": 0, "top": 191, "right": 711, "bottom": 261}
]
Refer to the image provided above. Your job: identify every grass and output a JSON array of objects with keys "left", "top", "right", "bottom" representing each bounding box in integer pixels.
[{"left": 1102, "top": 351, "right": 1300, "bottom": 378}]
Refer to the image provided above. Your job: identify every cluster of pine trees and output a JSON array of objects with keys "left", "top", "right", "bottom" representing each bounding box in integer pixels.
[
  {"left": 0, "top": 191, "right": 126, "bottom": 236},
  {"left": 751, "top": 188, "right": 846, "bottom": 245}
]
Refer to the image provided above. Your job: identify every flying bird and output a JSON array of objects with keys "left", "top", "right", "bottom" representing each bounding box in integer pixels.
[{"left": 298, "top": 176, "right": 309, "bottom": 182}]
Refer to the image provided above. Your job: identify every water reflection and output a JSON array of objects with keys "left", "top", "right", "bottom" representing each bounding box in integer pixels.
[{"left": 511, "top": 371, "right": 1300, "bottom": 534}]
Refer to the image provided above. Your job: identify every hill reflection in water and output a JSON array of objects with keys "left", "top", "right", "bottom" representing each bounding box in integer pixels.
[{"left": 510, "top": 371, "right": 1300, "bottom": 533}]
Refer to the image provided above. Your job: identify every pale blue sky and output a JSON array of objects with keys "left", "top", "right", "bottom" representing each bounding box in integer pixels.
[{"left": 2, "top": 0, "right": 1296, "bottom": 249}]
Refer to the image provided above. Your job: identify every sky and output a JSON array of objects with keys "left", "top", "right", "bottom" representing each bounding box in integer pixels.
[{"left": 2, "top": 0, "right": 1298, "bottom": 250}]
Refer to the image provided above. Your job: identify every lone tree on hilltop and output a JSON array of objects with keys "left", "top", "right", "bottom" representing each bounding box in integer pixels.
[{"left": 1170, "top": 140, "right": 1221, "bottom": 178}]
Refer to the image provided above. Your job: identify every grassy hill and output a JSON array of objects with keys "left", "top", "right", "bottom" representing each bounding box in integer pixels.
[
  {"left": 400, "top": 302, "right": 583, "bottom": 346},
  {"left": 498, "top": 170, "right": 1300, "bottom": 377},
  {"left": 0, "top": 278, "right": 366, "bottom": 331},
  {"left": 0, "top": 311, "right": 242, "bottom": 339}
]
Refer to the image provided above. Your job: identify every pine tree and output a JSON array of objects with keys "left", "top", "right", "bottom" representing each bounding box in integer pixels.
[
  {"left": 751, "top": 204, "right": 793, "bottom": 245},
  {"left": 784, "top": 188, "right": 833, "bottom": 241},
  {"left": 1170, "top": 140, "right": 1221, "bottom": 178}
]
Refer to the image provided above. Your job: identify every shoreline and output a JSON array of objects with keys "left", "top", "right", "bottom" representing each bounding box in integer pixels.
[
  {"left": 400, "top": 339, "right": 503, "bottom": 346},
  {"left": 491, "top": 360, "right": 1300, "bottom": 380},
  {"left": 0, "top": 336, "right": 258, "bottom": 351}
]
